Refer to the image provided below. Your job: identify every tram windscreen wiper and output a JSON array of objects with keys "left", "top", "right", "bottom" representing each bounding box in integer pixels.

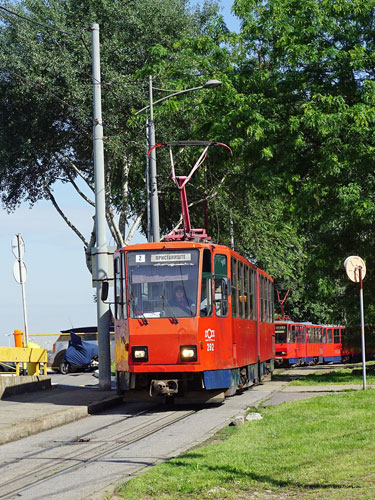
[
  {"left": 129, "top": 292, "right": 149, "bottom": 325},
  {"left": 161, "top": 287, "right": 179, "bottom": 324}
]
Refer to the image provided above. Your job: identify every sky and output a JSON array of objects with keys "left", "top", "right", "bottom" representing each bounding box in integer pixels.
[
  {"left": 0, "top": 182, "right": 147, "bottom": 349},
  {"left": 0, "top": 1, "right": 240, "bottom": 348}
]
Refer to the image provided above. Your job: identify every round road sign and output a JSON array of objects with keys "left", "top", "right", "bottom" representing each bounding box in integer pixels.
[
  {"left": 13, "top": 260, "right": 27, "bottom": 284},
  {"left": 344, "top": 256, "right": 366, "bottom": 283}
]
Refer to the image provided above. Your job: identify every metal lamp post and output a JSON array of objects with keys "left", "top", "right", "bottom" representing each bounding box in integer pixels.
[{"left": 136, "top": 77, "right": 222, "bottom": 242}]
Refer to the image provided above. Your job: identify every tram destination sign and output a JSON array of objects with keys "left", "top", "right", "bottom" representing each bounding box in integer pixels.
[
  {"left": 275, "top": 324, "right": 287, "bottom": 333},
  {"left": 150, "top": 253, "right": 192, "bottom": 263}
]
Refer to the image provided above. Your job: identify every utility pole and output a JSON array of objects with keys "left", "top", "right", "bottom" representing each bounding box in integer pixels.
[
  {"left": 148, "top": 76, "right": 160, "bottom": 242},
  {"left": 91, "top": 23, "right": 111, "bottom": 390},
  {"left": 145, "top": 119, "right": 152, "bottom": 242}
]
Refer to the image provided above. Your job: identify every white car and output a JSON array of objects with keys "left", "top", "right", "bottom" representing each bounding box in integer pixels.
[{"left": 48, "top": 327, "right": 115, "bottom": 373}]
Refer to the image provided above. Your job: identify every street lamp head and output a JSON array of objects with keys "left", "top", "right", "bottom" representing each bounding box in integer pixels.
[{"left": 203, "top": 79, "right": 222, "bottom": 88}]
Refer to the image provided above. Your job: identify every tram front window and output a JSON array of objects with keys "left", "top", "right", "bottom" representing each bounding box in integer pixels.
[
  {"left": 275, "top": 324, "right": 287, "bottom": 344},
  {"left": 127, "top": 250, "right": 199, "bottom": 318}
]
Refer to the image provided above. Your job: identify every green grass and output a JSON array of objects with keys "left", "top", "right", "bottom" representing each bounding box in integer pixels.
[
  {"left": 287, "top": 368, "right": 375, "bottom": 386},
  {"left": 114, "top": 390, "right": 375, "bottom": 499}
]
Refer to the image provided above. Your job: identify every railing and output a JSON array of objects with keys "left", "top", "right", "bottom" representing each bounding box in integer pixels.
[{"left": 0, "top": 347, "right": 47, "bottom": 376}]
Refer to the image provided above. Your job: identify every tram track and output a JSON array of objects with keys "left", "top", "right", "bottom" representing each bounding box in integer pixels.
[{"left": 0, "top": 406, "right": 196, "bottom": 500}]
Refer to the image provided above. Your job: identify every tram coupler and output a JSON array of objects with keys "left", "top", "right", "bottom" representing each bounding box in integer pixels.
[{"left": 150, "top": 379, "right": 178, "bottom": 397}]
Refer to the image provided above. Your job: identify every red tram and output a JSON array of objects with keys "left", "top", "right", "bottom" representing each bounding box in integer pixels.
[
  {"left": 275, "top": 320, "right": 345, "bottom": 366},
  {"left": 112, "top": 141, "right": 274, "bottom": 401},
  {"left": 113, "top": 242, "right": 274, "bottom": 401}
]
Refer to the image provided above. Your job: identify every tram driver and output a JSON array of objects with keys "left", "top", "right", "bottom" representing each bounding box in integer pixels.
[{"left": 171, "top": 285, "right": 194, "bottom": 315}]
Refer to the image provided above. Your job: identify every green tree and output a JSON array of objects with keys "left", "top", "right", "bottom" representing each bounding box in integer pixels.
[
  {"left": 219, "top": 0, "right": 375, "bottom": 324},
  {"left": 0, "top": 0, "right": 228, "bottom": 268}
]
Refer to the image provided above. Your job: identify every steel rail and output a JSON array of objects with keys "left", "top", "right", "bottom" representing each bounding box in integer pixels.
[{"left": 0, "top": 406, "right": 196, "bottom": 499}]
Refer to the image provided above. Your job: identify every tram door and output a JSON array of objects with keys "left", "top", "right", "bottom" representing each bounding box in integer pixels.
[
  {"left": 201, "top": 251, "right": 231, "bottom": 369},
  {"left": 114, "top": 251, "right": 129, "bottom": 371}
]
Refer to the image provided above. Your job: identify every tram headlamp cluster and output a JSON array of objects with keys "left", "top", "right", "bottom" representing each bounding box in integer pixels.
[
  {"left": 180, "top": 345, "right": 197, "bottom": 362},
  {"left": 131, "top": 346, "right": 148, "bottom": 362}
]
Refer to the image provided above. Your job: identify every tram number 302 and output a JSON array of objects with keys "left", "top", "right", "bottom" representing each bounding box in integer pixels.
[{"left": 207, "top": 343, "right": 215, "bottom": 352}]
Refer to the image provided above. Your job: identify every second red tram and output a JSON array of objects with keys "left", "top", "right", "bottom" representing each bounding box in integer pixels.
[
  {"left": 275, "top": 320, "right": 345, "bottom": 366},
  {"left": 113, "top": 241, "right": 274, "bottom": 401}
]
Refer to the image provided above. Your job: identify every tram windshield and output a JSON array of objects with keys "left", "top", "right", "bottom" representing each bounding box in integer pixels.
[
  {"left": 127, "top": 249, "right": 199, "bottom": 318},
  {"left": 275, "top": 324, "right": 287, "bottom": 344}
]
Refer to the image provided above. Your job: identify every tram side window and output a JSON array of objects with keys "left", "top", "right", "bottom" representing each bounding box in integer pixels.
[
  {"left": 260, "top": 276, "right": 272, "bottom": 323},
  {"left": 114, "top": 255, "right": 122, "bottom": 320},
  {"left": 121, "top": 252, "right": 127, "bottom": 319},
  {"left": 200, "top": 249, "right": 212, "bottom": 317},
  {"left": 263, "top": 277, "right": 267, "bottom": 321},
  {"left": 114, "top": 253, "right": 127, "bottom": 320},
  {"left": 248, "top": 268, "right": 253, "bottom": 319},
  {"left": 239, "top": 262, "right": 245, "bottom": 318},
  {"left": 267, "top": 279, "right": 274, "bottom": 323},
  {"left": 320, "top": 327, "right": 326, "bottom": 344},
  {"left": 244, "top": 266, "right": 249, "bottom": 318},
  {"left": 266, "top": 279, "right": 271, "bottom": 322},
  {"left": 334, "top": 328, "right": 341, "bottom": 343},
  {"left": 214, "top": 254, "right": 228, "bottom": 317},
  {"left": 250, "top": 269, "right": 256, "bottom": 320},
  {"left": 307, "top": 327, "right": 312, "bottom": 343},
  {"left": 259, "top": 275, "right": 264, "bottom": 321},
  {"left": 296, "top": 325, "right": 304, "bottom": 343},
  {"left": 312, "top": 328, "right": 317, "bottom": 343},
  {"left": 315, "top": 328, "right": 320, "bottom": 343},
  {"left": 327, "top": 328, "right": 333, "bottom": 343},
  {"left": 231, "top": 257, "right": 238, "bottom": 317},
  {"left": 310, "top": 327, "right": 315, "bottom": 343},
  {"left": 288, "top": 325, "right": 296, "bottom": 343},
  {"left": 313, "top": 328, "right": 319, "bottom": 344}
]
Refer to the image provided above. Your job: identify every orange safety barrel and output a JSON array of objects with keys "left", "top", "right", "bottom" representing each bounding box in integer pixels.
[{"left": 13, "top": 329, "right": 23, "bottom": 347}]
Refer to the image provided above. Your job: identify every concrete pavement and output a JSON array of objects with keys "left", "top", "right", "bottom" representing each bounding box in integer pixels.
[{"left": 0, "top": 375, "right": 122, "bottom": 445}]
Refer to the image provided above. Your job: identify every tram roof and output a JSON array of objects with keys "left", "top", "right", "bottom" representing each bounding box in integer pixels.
[{"left": 116, "top": 241, "right": 273, "bottom": 280}]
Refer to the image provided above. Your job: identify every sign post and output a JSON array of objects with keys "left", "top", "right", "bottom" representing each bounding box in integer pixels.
[
  {"left": 344, "top": 256, "right": 366, "bottom": 390},
  {"left": 11, "top": 234, "right": 29, "bottom": 347}
]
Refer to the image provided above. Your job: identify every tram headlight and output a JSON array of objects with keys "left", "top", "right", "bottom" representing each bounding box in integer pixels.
[
  {"left": 180, "top": 345, "right": 197, "bottom": 362},
  {"left": 131, "top": 346, "right": 148, "bottom": 362}
]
